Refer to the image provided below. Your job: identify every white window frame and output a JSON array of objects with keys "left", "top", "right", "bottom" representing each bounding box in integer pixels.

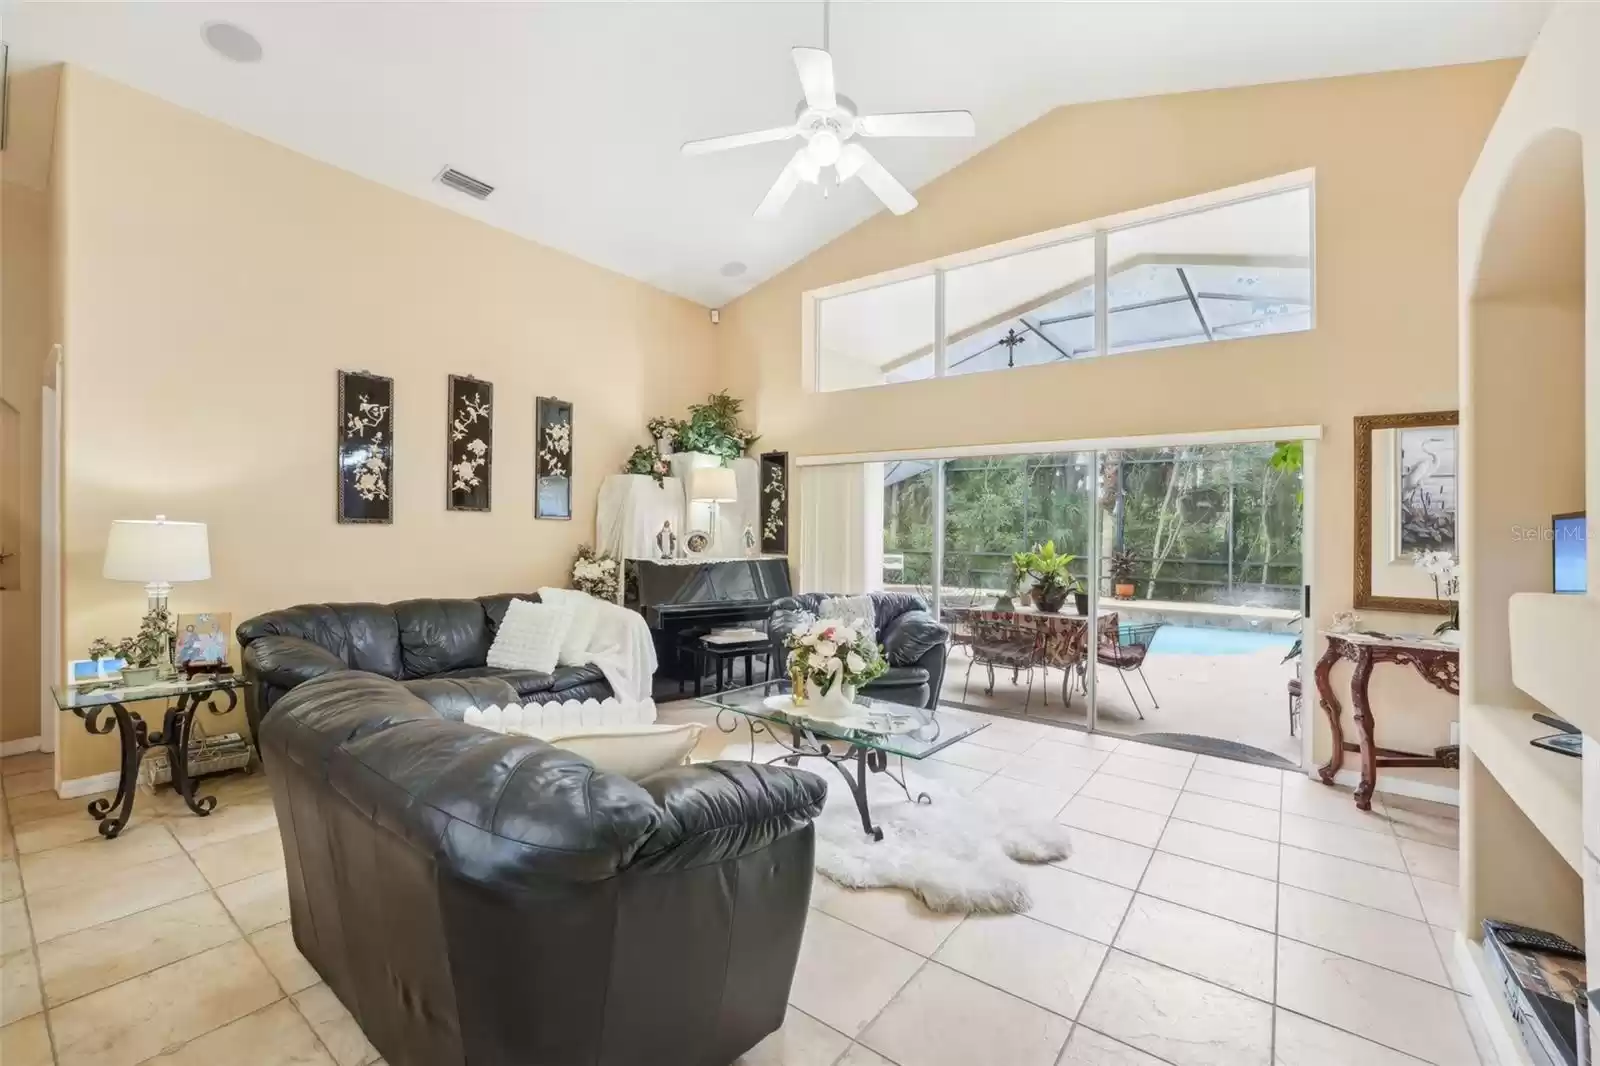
[{"left": 802, "top": 168, "right": 1316, "bottom": 393}]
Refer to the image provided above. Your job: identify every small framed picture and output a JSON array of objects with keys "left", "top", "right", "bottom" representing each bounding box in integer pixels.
[
  {"left": 69, "top": 657, "right": 127, "bottom": 686},
  {"left": 175, "top": 612, "right": 232, "bottom": 667},
  {"left": 684, "top": 530, "right": 712, "bottom": 557}
]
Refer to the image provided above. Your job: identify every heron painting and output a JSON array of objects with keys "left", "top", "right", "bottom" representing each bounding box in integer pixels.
[{"left": 1396, "top": 427, "right": 1457, "bottom": 556}]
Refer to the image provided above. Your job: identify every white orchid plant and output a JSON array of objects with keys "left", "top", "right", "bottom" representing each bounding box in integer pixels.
[
  {"left": 785, "top": 616, "right": 888, "bottom": 700},
  {"left": 1413, "top": 550, "right": 1460, "bottom": 635}
]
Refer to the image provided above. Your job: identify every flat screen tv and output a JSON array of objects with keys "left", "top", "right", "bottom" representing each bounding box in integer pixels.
[{"left": 1553, "top": 511, "right": 1586, "bottom": 594}]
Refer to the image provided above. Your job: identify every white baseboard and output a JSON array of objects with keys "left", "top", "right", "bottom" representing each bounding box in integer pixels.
[
  {"left": 58, "top": 770, "right": 121, "bottom": 799},
  {"left": 1331, "top": 768, "right": 1460, "bottom": 807},
  {"left": 0, "top": 736, "right": 42, "bottom": 757}
]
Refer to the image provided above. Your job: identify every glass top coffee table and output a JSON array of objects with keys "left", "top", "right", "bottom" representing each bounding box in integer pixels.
[{"left": 697, "top": 680, "right": 990, "bottom": 841}]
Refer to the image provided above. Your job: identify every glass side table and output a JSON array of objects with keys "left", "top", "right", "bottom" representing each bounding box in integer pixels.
[{"left": 52, "top": 674, "right": 246, "bottom": 839}]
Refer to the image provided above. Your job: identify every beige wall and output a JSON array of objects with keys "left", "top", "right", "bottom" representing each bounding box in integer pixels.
[
  {"left": 719, "top": 61, "right": 1520, "bottom": 777},
  {"left": 0, "top": 64, "right": 62, "bottom": 748},
  {"left": 54, "top": 69, "right": 719, "bottom": 780}
]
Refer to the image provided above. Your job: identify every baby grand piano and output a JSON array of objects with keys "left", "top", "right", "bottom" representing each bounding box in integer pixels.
[{"left": 627, "top": 558, "right": 792, "bottom": 683}]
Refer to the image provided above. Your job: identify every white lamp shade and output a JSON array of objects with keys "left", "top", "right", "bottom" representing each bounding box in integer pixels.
[
  {"left": 103, "top": 517, "right": 211, "bottom": 583},
  {"left": 688, "top": 466, "right": 738, "bottom": 503}
]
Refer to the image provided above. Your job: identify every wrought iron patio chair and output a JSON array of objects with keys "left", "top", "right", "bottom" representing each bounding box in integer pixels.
[
  {"left": 1096, "top": 620, "right": 1164, "bottom": 719},
  {"left": 963, "top": 615, "right": 1042, "bottom": 714}
]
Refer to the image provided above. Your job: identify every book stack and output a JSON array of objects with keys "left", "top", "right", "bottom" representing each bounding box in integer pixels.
[{"left": 140, "top": 731, "right": 253, "bottom": 787}]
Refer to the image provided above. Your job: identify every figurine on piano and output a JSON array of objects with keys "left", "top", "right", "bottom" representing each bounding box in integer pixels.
[{"left": 656, "top": 521, "right": 677, "bottom": 560}]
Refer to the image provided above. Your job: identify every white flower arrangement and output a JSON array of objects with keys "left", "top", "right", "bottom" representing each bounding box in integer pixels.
[
  {"left": 785, "top": 616, "right": 887, "bottom": 702},
  {"left": 571, "top": 545, "right": 620, "bottom": 601}
]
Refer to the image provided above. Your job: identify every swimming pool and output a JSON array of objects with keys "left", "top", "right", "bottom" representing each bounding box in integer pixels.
[{"left": 1145, "top": 624, "right": 1298, "bottom": 656}]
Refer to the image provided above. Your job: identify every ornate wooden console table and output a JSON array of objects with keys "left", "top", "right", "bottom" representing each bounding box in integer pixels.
[{"left": 1314, "top": 631, "right": 1460, "bottom": 811}]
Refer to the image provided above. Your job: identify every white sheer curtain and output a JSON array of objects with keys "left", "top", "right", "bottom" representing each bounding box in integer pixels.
[{"left": 796, "top": 463, "right": 883, "bottom": 595}]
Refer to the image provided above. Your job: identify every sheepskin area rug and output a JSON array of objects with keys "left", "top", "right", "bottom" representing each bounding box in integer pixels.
[{"left": 812, "top": 777, "right": 1073, "bottom": 914}]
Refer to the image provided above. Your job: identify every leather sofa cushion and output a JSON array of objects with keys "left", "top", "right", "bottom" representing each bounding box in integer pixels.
[
  {"left": 235, "top": 602, "right": 403, "bottom": 679},
  {"left": 867, "top": 666, "right": 930, "bottom": 689},
  {"left": 394, "top": 598, "right": 491, "bottom": 677},
  {"left": 478, "top": 592, "right": 542, "bottom": 636},
  {"left": 550, "top": 663, "right": 607, "bottom": 691},
  {"left": 436, "top": 666, "right": 554, "bottom": 695},
  {"left": 435, "top": 663, "right": 609, "bottom": 698}
]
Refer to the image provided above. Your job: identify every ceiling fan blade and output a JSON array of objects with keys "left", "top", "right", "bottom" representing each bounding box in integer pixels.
[
  {"left": 754, "top": 150, "right": 809, "bottom": 219},
  {"left": 793, "top": 47, "right": 837, "bottom": 111},
  {"left": 856, "top": 110, "right": 975, "bottom": 139},
  {"left": 681, "top": 125, "right": 798, "bottom": 156},
  {"left": 838, "top": 144, "right": 917, "bottom": 215}
]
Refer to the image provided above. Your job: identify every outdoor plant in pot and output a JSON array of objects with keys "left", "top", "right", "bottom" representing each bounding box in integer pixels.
[
  {"left": 89, "top": 606, "right": 172, "bottom": 686},
  {"left": 997, "top": 553, "right": 1028, "bottom": 611},
  {"left": 1020, "top": 541, "right": 1077, "bottom": 614},
  {"left": 784, "top": 617, "right": 887, "bottom": 718},
  {"left": 1109, "top": 549, "right": 1138, "bottom": 599}
]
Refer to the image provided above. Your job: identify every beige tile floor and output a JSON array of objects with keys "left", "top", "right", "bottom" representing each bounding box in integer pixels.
[{"left": 1, "top": 718, "right": 1486, "bottom": 1066}]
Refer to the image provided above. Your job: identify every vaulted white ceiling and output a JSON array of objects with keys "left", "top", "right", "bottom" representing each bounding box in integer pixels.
[{"left": 3, "top": 1, "right": 1548, "bottom": 306}]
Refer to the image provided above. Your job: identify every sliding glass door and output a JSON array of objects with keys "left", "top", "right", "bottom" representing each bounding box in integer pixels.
[{"left": 866, "top": 435, "right": 1308, "bottom": 763}]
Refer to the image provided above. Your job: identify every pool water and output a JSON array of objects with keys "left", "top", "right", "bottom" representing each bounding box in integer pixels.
[{"left": 1145, "top": 624, "right": 1298, "bottom": 656}]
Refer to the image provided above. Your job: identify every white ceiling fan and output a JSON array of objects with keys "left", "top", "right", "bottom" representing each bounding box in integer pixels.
[{"left": 681, "top": 5, "right": 975, "bottom": 219}]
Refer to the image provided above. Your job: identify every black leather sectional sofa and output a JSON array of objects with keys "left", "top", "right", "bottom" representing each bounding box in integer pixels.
[
  {"left": 261, "top": 670, "right": 827, "bottom": 1066},
  {"left": 237, "top": 593, "right": 611, "bottom": 745}
]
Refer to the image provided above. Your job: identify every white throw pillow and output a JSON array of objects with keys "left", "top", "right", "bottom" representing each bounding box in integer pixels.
[
  {"left": 485, "top": 598, "right": 569, "bottom": 674},
  {"left": 541, "top": 723, "right": 703, "bottom": 780},
  {"left": 821, "top": 595, "right": 878, "bottom": 640}
]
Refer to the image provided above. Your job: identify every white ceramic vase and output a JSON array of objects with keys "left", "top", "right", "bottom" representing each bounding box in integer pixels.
[{"left": 802, "top": 679, "right": 857, "bottom": 719}]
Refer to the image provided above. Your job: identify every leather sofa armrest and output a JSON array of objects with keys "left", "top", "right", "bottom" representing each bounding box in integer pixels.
[
  {"left": 631, "top": 761, "right": 827, "bottom": 872},
  {"left": 243, "top": 634, "right": 347, "bottom": 689},
  {"left": 881, "top": 609, "right": 949, "bottom": 666}
]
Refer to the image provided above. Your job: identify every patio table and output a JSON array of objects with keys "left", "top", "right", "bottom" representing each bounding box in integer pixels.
[{"left": 947, "top": 604, "right": 1119, "bottom": 702}]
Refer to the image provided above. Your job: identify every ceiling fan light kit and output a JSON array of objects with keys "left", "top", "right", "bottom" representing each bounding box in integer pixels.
[{"left": 682, "top": 40, "right": 974, "bottom": 219}]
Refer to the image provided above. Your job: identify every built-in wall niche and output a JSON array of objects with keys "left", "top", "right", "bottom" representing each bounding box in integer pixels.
[{"left": 1459, "top": 121, "right": 1591, "bottom": 1066}]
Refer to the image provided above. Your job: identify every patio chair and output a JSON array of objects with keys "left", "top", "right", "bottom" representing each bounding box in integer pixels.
[
  {"left": 963, "top": 615, "right": 1041, "bottom": 714},
  {"left": 941, "top": 606, "right": 974, "bottom": 654},
  {"left": 1097, "top": 621, "right": 1163, "bottom": 720}
]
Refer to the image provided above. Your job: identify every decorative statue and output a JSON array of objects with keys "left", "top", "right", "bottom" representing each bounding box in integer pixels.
[
  {"left": 742, "top": 525, "right": 757, "bottom": 555},
  {"left": 655, "top": 520, "right": 677, "bottom": 560}
]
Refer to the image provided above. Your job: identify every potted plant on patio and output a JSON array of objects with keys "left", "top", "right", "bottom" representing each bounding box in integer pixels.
[
  {"left": 1070, "top": 576, "right": 1089, "bottom": 617},
  {"left": 1020, "top": 540, "right": 1076, "bottom": 614},
  {"left": 997, "top": 554, "right": 1027, "bottom": 611},
  {"left": 1109, "top": 548, "right": 1138, "bottom": 600}
]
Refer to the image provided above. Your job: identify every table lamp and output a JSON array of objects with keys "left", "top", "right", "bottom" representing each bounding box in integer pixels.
[
  {"left": 103, "top": 515, "right": 211, "bottom": 614},
  {"left": 688, "top": 467, "right": 738, "bottom": 552}
]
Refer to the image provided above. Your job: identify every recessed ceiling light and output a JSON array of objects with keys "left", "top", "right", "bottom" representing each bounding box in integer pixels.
[
  {"left": 720, "top": 261, "right": 748, "bottom": 278},
  {"left": 202, "top": 22, "right": 263, "bottom": 64}
]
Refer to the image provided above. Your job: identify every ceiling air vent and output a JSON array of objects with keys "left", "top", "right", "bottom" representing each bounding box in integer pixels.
[{"left": 436, "top": 167, "right": 494, "bottom": 200}]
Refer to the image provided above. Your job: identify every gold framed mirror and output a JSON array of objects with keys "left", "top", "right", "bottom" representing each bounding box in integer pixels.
[{"left": 1354, "top": 410, "right": 1459, "bottom": 613}]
